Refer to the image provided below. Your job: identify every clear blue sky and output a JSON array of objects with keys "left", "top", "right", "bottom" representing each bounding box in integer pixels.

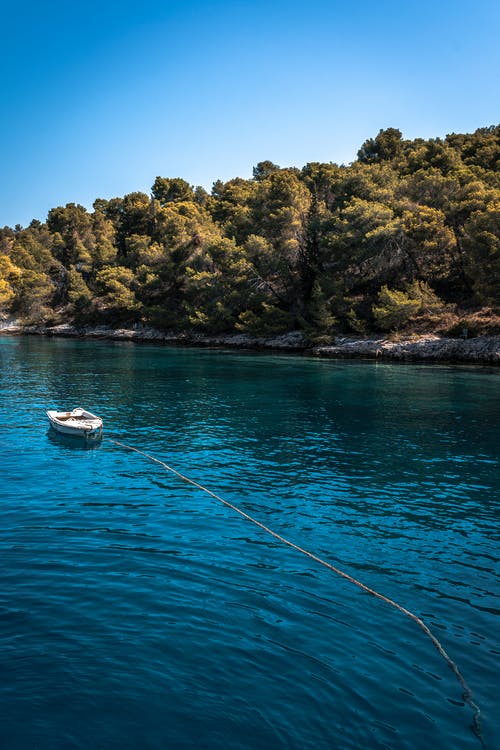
[{"left": 1, "top": 0, "right": 499, "bottom": 228}]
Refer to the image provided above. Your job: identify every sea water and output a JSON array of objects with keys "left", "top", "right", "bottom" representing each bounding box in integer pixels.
[{"left": 0, "top": 336, "right": 498, "bottom": 750}]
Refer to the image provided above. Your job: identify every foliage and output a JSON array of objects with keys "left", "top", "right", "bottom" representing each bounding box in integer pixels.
[
  {"left": 372, "top": 286, "right": 421, "bottom": 331},
  {"left": 372, "top": 281, "right": 444, "bottom": 331},
  {"left": 2, "top": 124, "right": 499, "bottom": 336},
  {"left": 94, "top": 266, "right": 140, "bottom": 319},
  {"left": 462, "top": 200, "right": 500, "bottom": 304},
  {"left": 236, "top": 303, "right": 295, "bottom": 335},
  {"left": 0, "top": 255, "right": 21, "bottom": 310},
  {"left": 357, "top": 128, "right": 404, "bottom": 164}
]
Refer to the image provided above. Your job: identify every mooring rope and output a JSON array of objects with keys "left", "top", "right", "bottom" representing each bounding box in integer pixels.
[{"left": 112, "top": 439, "right": 484, "bottom": 745}]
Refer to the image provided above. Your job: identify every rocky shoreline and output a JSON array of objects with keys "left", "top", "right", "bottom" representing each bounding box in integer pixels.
[{"left": 1, "top": 321, "right": 499, "bottom": 364}]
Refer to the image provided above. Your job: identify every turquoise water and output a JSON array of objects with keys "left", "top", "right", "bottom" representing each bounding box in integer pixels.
[{"left": 0, "top": 336, "right": 499, "bottom": 750}]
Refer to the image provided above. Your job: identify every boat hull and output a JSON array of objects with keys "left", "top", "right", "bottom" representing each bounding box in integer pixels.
[{"left": 46, "top": 409, "right": 103, "bottom": 439}]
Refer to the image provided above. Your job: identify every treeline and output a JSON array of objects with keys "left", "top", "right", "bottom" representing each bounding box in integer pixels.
[{"left": 1, "top": 126, "right": 499, "bottom": 338}]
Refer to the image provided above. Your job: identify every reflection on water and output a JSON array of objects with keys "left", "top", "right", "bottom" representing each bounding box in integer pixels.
[
  {"left": 46, "top": 427, "right": 103, "bottom": 451},
  {"left": 0, "top": 336, "right": 499, "bottom": 750}
]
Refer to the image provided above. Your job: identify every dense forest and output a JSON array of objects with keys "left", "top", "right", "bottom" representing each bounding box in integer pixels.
[{"left": 1, "top": 126, "right": 499, "bottom": 339}]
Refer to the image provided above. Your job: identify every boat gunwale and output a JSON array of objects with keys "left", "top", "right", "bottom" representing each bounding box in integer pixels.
[{"left": 46, "top": 408, "right": 103, "bottom": 436}]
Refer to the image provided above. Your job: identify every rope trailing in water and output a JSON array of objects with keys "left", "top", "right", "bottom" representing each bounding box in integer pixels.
[{"left": 112, "top": 439, "right": 484, "bottom": 745}]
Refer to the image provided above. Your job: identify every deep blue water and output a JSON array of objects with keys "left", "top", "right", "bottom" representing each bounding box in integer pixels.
[{"left": 0, "top": 336, "right": 499, "bottom": 750}]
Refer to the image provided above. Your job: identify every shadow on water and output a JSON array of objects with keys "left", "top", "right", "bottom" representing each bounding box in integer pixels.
[{"left": 46, "top": 427, "right": 103, "bottom": 451}]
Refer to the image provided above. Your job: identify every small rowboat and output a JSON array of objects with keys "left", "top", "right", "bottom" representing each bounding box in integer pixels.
[{"left": 46, "top": 407, "right": 103, "bottom": 438}]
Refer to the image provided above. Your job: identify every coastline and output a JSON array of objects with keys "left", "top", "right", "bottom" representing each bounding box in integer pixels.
[{"left": 1, "top": 321, "right": 499, "bottom": 364}]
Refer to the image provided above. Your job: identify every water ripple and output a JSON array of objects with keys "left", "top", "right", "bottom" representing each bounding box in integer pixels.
[{"left": 0, "top": 338, "right": 499, "bottom": 749}]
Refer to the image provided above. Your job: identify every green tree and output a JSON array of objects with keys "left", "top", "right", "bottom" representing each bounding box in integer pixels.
[
  {"left": 357, "top": 128, "right": 403, "bottom": 164},
  {"left": 372, "top": 281, "right": 443, "bottom": 331},
  {"left": 236, "top": 303, "right": 295, "bottom": 335},
  {"left": 462, "top": 201, "right": 500, "bottom": 304},
  {"left": 0, "top": 254, "right": 21, "bottom": 311},
  {"left": 152, "top": 177, "right": 194, "bottom": 205},
  {"left": 47, "top": 203, "right": 95, "bottom": 268},
  {"left": 67, "top": 266, "right": 93, "bottom": 316},
  {"left": 253, "top": 160, "right": 281, "bottom": 181},
  {"left": 95, "top": 266, "right": 140, "bottom": 318},
  {"left": 183, "top": 238, "right": 254, "bottom": 332},
  {"left": 325, "top": 197, "right": 400, "bottom": 289},
  {"left": 399, "top": 202, "right": 456, "bottom": 282},
  {"left": 12, "top": 269, "right": 55, "bottom": 322},
  {"left": 446, "top": 125, "right": 500, "bottom": 172},
  {"left": 372, "top": 285, "right": 420, "bottom": 330},
  {"left": 91, "top": 210, "right": 117, "bottom": 268},
  {"left": 114, "top": 193, "right": 153, "bottom": 253},
  {"left": 3, "top": 123, "right": 499, "bottom": 335},
  {"left": 250, "top": 170, "right": 311, "bottom": 308},
  {"left": 208, "top": 177, "right": 258, "bottom": 243}
]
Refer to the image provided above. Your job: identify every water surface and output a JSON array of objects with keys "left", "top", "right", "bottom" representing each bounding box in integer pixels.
[{"left": 1, "top": 337, "right": 499, "bottom": 749}]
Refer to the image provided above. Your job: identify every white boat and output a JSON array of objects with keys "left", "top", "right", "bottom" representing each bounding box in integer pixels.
[{"left": 46, "top": 407, "right": 103, "bottom": 438}]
